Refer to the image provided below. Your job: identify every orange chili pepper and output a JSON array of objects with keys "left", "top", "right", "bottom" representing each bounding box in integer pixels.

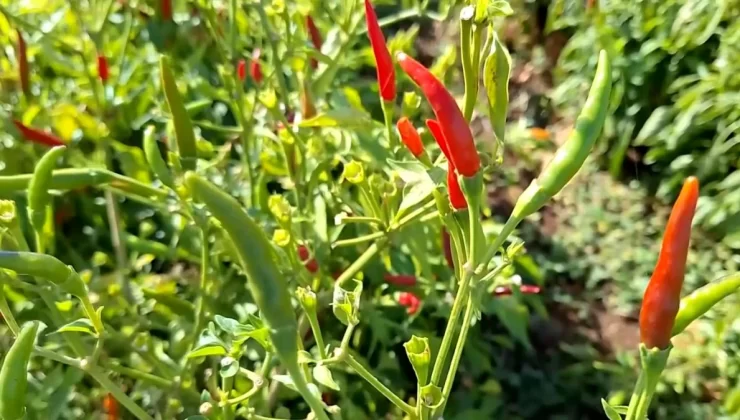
[{"left": 639, "top": 176, "right": 700, "bottom": 349}]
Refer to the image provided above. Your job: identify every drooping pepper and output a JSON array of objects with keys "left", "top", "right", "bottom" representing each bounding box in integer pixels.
[
  {"left": 306, "top": 16, "right": 322, "bottom": 69},
  {"left": 17, "top": 30, "right": 30, "bottom": 97},
  {"left": 396, "top": 117, "right": 424, "bottom": 157},
  {"left": 397, "top": 52, "right": 479, "bottom": 176},
  {"left": 28, "top": 145, "right": 66, "bottom": 233},
  {"left": 398, "top": 292, "right": 420, "bottom": 315},
  {"left": 237, "top": 59, "right": 247, "bottom": 82},
  {"left": 493, "top": 285, "right": 541, "bottom": 296},
  {"left": 0, "top": 321, "right": 39, "bottom": 420},
  {"left": 298, "top": 244, "right": 319, "bottom": 274},
  {"left": 671, "top": 272, "right": 740, "bottom": 337},
  {"left": 427, "top": 119, "right": 467, "bottom": 210},
  {"left": 160, "top": 0, "right": 172, "bottom": 21},
  {"left": 12, "top": 120, "right": 65, "bottom": 147},
  {"left": 183, "top": 173, "right": 329, "bottom": 420},
  {"left": 364, "top": 0, "right": 396, "bottom": 101},
  {"left": 97, "top": 53, "right": 109, "bottom": 83},
  {"left": 251, "top": 49, "right": 263, "bottom": 83},
  {"left": 639, "top": 176, "right": 699, "bottom": 350},
  {"left": 160, "top": 55, "right": 197, "bottom": 171}
]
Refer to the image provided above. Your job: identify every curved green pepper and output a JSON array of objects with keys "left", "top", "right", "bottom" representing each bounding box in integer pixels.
[
  {"left": 160, "top": 55, "right": 197, "bottom": 171},
  {"left": 0, "top": 251, "right": 86, "bottom": 298},
  {"left": 143, "top": 125, "right": 176, "bottom": 189},
  {"left": 672, "top": 273, "right": 740, "bottom": 336},
  {"left": 0, "top": 321, "right": 39, "bottom": 420},
  {"left": 27, "top": 146, "right": 66, "bottom": 232},
  {"left": 512, "top": 50, "right": 612, "bottom": 220},
  {"left": 183, "top": 172, "right": 328, "bottom": 420}
]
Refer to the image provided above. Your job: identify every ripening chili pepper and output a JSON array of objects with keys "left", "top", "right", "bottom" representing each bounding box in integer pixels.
[
  {"left": 493, "top": 284, "right": 541, "bottom": 297},
  {"left": 364, "top": 0, "right": 395, "bottom": 101},
  {"left": 28, "top": 145, "right": 66, "bottom": 232},
  {"left": 511, "top": 50, "right": 612, "bottom": 220},
  {"left": 97, "top": 53, "right": 109, "bottom": 83},
  {"left": 397, "top": 52, "right": 479, "bottom": 176},
  {"left": 251, "top": 49, "right": 263, "bottom": 83},
  {"left": 384, "top": 274, "right": 417, "bottom": 287},
  {"left": 0, "top": 321, "right": 39, "bottom": 420},
  {"left": 396, "top": 117, "right": 424, "bottom": 157},
  {"left": 143, "top": 125, "right": 175, "bottom": 190},
  {"left": 237, "top": 59, "right": 247, "bottom": 81},
  {"left": 306, "top": 16, "right": 322, "bottom": 69},
  {"left": 427, "top": 119, "right": 467, "bottom": 209},
  {"left": 160, "top": 0, "right": 172, "bottom": 21},
  {"left": 298, "top": 244, "right": 319, "bottom": 274},
  {"left": 671, "top": 272, "right": 740, "bottom": 337},
  {"left": 103, "top": 393, "right": 119, "bottom": 420},
  {"left": 530, "top": 127, "right": 550, "bottom": 141},
  {"left": 639, "top": 176, "right": 699, "bottom": 350},
  {"left": 183, "top": 173, "right": 329, "bottom": 420},
  {"left": 398, "top": 292, "right": 420, "bottom": 314},
  {"left": 12, "top": 120, "right": 65, "bottom": 147},
  {"left": 17, "top": 30, "right": 30, "bottom": 97}
]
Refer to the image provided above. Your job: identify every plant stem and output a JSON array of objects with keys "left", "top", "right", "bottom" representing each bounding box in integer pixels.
[
  {"left": 437, "top": 295, "right": 475, "bottom": 417},
  {"left": 460, "top": 8, "right": 476, "bottom": 122},
  {"left": 332, "top": 231, "right": 386, "bottom": 248},
  {"left": 87, "top": 364, "right": 155, "bottom": 420},
  {"left": 625, "top": 370, "right": 646, "bottom": 420},
  {"left": 335, "top": 237, "right": 389, "bottom": 286},
  {"left": 0, "top": 284, "right": 20, "bottom": 335},
  {"left": 104, "top": 188, "right": 134, "bottom": 303},
  {"left": 345, "top": 355, "right": 416, "bottom": 416},
  {"left": 476, "top": 216, "right": 521, "bottom": 273}
]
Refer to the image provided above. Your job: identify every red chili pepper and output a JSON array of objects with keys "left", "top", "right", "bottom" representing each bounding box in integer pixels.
[
  {"left": 237, "top": 59, "right": 247, "bottom": 81},
  {"left": 103, "top": 393, "right": 119, "bottom": 420},
  {"left": 442, "top": 229, "right": 454, "bottom": 269},
  {"left": 639, "top": 176, "right": 700, "bottom": 350},
  {"left": 298, "top": 245, "right": 319, "bottom": 274},
  {"left": 397, "top": 53, "right": 479, "bottom": 176},
  {"left": 161, "top": 0, "right": 172, "bottom": 21},
  {"left": 398, "top": 292, "right": 420, "bottom": 315},
  {"left": 306, "top": 16, "right": 322, "bottom": 69},
  {"left": 17, "top": 30, "right": 30, "bottom": 96},
  {"left": 251, "top": 49, "right": 263, "bottom": 83},
  {"left": 493, "top": 285, "right": 541, "bottom": 297},
  {"left": 12, "top": 120, "right": 65, "bottom": 147},
  {"left": 427, "top": 119, "right": 467, "bottom": 209},
  {"left": 364, "top": 0, "right": 396, "bottom": 101},
  {"left": 396, "top": 117, "right": 424, "bottom": 157},
  {"left": 384, "top": 274, "right": 417, "bottom": 287},
  {"left": 97, "top": 54, "right": 109, "bottom": 83}
]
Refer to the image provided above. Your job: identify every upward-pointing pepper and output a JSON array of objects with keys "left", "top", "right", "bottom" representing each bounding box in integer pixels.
[
  {"left": 397, "top": 52, "right": 480, "bottom": 177},
  {"left": 364, "top": 0, "right": 396, "bottom": 101},
  {"left": 639, "top": 176, "right": 699, "bottom": 349}
]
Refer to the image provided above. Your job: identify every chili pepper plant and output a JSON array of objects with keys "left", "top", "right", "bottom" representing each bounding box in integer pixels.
[{"left": 0, "top": 1, "right": 738, "bottom": 420}]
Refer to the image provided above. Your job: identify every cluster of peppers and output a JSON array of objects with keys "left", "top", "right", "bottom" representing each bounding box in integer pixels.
[{"left": 1, "top": 1, "right": 739, "bottom": 420}]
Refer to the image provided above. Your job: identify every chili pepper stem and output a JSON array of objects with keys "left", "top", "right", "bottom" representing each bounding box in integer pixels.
[
  {"left": 345, "top": 355, "right": 416, "bottom": 416},
  {"left": 381, "top": 99, "right": 398, "bottom": 151},
  {"left": 476, "top": 215, "right": 521, "bottom": 273},
  {"left": 80, "top": 295, "right": 105, "bottom": 335},
  {"left": 462, "top": 173, "right": 484, "bottom": 264},
  {"left": 436, "top": 294, "right": 475, "bottom": 417},
  {"left": 335, "top": 238, "right": 389, "bottom": 287},
  {"left": 625, "top": 344, "right": 671, "bottom": 420}
]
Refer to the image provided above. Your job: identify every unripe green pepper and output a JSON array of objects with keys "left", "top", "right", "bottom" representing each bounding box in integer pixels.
[
  {"left": 512, "top": 50, "right": 612, "bottom": 220},
  {"left": 160, "top": 56, "right": 197, "bottom": 171},
  {"left": 0, "top": 251, "right": 86, "bottom": 298},
  {"left": 143, "top": 125, "right": 176, "bottom": 189},
  {"left": 671, "top": 272, "right": 740, "bottom": 337},
  {"left": 0, "top": 321, "right": 39, "bottom": 420},
  {"left": 183, "top": 172, "right": 329, "bottom": 420},
  {"left": 27, "top": 146, "right": 66, "bottom": 233}
]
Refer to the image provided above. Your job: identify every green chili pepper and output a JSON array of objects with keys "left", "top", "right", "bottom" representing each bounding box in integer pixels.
[
  {"left": 142, "top": 288, "right": 195, "bottom": 321},
  {"left": 0, "top": 321, "right": 39, "bottom": 420},
  {"left": 183, "top": 172, "right": 329, "bottom": 420},
  {"left": 160, "top": 55, "right": 197, "bottom": 171},
  {"left": 482, "top": 30, "right": 511, "bottom": 145},
  {"left": 511, "top": 50, "right": 612, "bottom": 220},
  {"left": 0, "top": 168, "right": 167, "bottom": 200},
  {"left": 143, "top": 125, "right": 176, "bottom": 189},
  {"left": 123, "top": 233, "right": 200, "bottom": 264},
  {"left": 27, "top": 146, "right": 66, "bottom": 233},
  {"left": 671, "top": 272, "right": 740, "bottom": 337},
  {"left": 0, "top": 251, "right": 86, "bottom": 298}
]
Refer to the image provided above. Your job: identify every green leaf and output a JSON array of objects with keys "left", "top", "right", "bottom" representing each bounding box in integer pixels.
[
  {"left": 492, "top": 298, "right": 532, "bottom": 351},
  {"left": 214, "top": 315, "right": 240, "bottom": 336},
  {"left": 53, "top": 318, "right": 97, "bottom": 337},
  {"left": 313, "top": 365, "right": 340, "bottom": 390},
  {"left": 488, "top": 0, "right": 513, "bottom": 17},
  {"left": 219, "top": 356, "right": 239, "bottom": 378},
  {"left": 299, "top": 108, "right": 373, "bottom": 128},
  {"left": 188, "top": 327, "right": 228, "bottom": 359},
  {"left": 387, "top": 159, "right": 432, "bottom": 185},
  {"left": 601, "top": 399, "right": 622, "bottom": 420}
]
